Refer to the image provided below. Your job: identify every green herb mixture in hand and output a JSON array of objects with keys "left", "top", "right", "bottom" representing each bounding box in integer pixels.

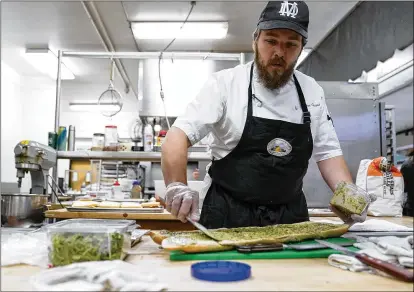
[{"left": 330, "top": 182, "right": 368, "bottom": 217}]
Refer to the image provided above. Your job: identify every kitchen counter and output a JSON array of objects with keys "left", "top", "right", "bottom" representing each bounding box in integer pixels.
[
  {"left": 44, "top": 209, "right": 195, "bottom": 231},
  {"left": 45, "top": 208, "right": 414, "bottom": 231},
  {"left": 57, "top": 150, "right": 211, "bottom": 162},
  {"left": 2, "top": 216, "right": 413, "bottom": 291}
]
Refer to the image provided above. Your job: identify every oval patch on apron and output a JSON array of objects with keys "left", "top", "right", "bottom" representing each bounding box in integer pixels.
[{"left": 267, "top": 138, "right": 292, "bottom": 157}]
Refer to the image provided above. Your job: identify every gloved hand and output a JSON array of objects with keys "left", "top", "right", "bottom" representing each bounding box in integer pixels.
[
  {"left": 330, "top": 182, "right": 377, "bottom": 225},
  {"left": 164, "top": 182, "right": 200, "bottom": 223}
]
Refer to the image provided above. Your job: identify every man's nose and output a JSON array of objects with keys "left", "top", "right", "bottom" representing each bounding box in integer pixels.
[{"left": 271, "top": 44, "right": 286, "bottom": 59}]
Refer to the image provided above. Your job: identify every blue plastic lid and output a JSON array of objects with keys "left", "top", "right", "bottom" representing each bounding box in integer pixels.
[
  {"left": 132, "top": 180, "right": 140, "bottom": 185},
  {"left": 191, "top": 261, "right": 251, "bottom": 282}
]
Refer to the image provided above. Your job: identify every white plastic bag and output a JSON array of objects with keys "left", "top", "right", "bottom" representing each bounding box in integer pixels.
[
  {"left": 356, "top": 157, "right": 404, "bottom": 216},
  {"left": 1, "top": 231, "right": 49, "bottom": 268},
  {"left": 30, "top": 260, "right": 168, "bottom": 291}
]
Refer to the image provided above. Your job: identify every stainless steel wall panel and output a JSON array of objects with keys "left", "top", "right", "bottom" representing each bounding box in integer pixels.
[{"left": 303, "top": 82, "right": 382, "bottom": 207}]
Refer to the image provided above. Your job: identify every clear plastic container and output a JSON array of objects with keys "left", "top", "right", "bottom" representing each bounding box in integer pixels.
[
  {"left": 104, "top": 125, "right": 118, "bottom": 151},
  {"left": 45, "top": 219, "right": 137, "bottom": 267},
  {"left": 91, "top": 133, "right": 105, "bottom": 151},
  {"left": 330, "top": 181, "right": 370, "bottom": 217}
]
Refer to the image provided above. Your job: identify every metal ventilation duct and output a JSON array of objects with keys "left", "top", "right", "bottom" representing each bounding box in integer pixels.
[
  {"left": 350, "top": 43, "right": 413, "bottom": 97},
  {"left": 298, "top": 1, "right": 413, "bottom": 81}
]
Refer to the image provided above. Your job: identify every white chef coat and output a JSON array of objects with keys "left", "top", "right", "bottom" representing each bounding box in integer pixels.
[{"left": 173, "top": 61, "right": 343, "bottom": 163}]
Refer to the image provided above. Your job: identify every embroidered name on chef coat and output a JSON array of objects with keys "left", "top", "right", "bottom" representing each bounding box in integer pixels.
[
  {"left": 267, "top": 138, "right": 292, "bottom": 157},
  {"left": 327, "top": 111, "right": 334, "bottom": 127}
]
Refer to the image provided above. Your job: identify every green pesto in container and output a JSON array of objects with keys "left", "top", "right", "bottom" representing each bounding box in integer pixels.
[
  {"left": 46, "top": 219, "right": 135, "bottom": 267},
  {"left": 50, "top": 232, "right": 124, "bottom": 267},
  {"left": 330, "top": 182, "right": 368, "bottom": 216}
]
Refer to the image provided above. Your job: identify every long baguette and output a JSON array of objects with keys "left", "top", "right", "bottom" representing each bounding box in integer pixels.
[{"left": 150, "top": 222, "right": 350, "bottom": 253}]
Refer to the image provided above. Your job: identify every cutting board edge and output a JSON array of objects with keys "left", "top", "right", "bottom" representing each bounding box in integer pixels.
[{"left": 168, "top": 237, "right": 359, "bottom": 261}]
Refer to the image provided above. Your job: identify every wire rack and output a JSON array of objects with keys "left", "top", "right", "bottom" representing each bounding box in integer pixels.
[{"left": 89, "top": 160, "right": 146, "bottom": 193}]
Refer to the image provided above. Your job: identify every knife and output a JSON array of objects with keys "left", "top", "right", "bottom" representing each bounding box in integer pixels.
[
  {"left": 186, "top": 216, "right": 222, "bottom": 241},
  {"left": 156, "top": 195, "right": 221, "bottom": 241},
  {"left": 315, "top": 239, "right": 414, "bottom": 283},
  {"left": 236, "top": 241, "right": 356, "bottom": 253}
]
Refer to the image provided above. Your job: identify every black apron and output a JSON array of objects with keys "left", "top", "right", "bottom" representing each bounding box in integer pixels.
[
  {"left": 401, "top": 157, "right": 414, "bottom": 217},
  {"left": 199, "top": 64, "right": 313, "bottom": 229}
]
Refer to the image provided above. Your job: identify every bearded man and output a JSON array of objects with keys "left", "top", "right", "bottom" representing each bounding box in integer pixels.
[{"left": 160, "top": 1, "right": 373, "bottom": 228}]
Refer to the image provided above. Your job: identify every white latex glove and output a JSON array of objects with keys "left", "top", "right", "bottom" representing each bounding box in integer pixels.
[
  {"left": 330, "top": 182, "right": 377, "bottom": 225},
  {"left": 165, "top": 182, "right": 200, "bottom": 222}
]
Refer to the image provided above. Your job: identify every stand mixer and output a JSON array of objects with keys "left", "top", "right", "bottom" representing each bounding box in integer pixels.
[
  {"left": 1, "top": 141, "right": 57, "bottom": 227},
  {"left": 14, "top": 140, "right": 57, "bottom": 194}
]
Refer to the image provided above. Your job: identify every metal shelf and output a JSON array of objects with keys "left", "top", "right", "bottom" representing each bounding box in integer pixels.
[
  {"left": 384, "top": 106, "right": 397, "bottom": 164},
  {"left": 57, "top": 151, "right": 211, "bottom": 162}
]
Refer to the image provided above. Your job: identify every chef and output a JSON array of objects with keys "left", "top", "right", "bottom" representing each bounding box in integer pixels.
[
  {"left": 161, "top": 1, "right": 374, "bottom": 228},
  {"left": 401, "top": 149, "right": 414, "bottom": 216}
]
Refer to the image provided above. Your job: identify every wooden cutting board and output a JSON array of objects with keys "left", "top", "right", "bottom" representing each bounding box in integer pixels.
[{"left": 169, "top": 237, "right": 358, "bottom": 261}]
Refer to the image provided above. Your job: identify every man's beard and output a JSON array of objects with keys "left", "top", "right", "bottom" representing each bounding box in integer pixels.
[{"left": 254, "top": 45, "right": 297, "bottom": 90}]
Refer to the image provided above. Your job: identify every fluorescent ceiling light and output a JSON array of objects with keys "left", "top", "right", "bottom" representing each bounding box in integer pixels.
[
  {"left": 23, "top": 48, "right": 75, "bottom": 80},
  {"left": 131, "top": 21, "right": 228, "bottom": 40},
  {"left": 69, "top": 101, "right": 121, "bottom": 112}
]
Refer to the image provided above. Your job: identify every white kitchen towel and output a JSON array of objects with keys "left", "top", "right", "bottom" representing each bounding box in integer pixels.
[
  {"left": 369, "top": 236, "right": 413, "bottom": 255},
  {"left": 353, "top": 242, "right": 399, "bottom": 263},
  {"left": 327, "top": 254, "right": 373, "bottom": 273},
  {"left": 30, "top": 260, "right": 168, "bottom": 291},
  {"left": 328, "top": 235, "right": 413, "bottom": 273},
  {"left": 369, "top": 236, "right": 413, "bottom": 267}
]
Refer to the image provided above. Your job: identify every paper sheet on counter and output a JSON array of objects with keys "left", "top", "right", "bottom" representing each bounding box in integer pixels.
[{"left": 312, "top": 218, "right": 413, "bottom": 232}]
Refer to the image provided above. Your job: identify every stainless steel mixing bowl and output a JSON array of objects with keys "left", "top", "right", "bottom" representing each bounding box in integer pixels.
[{"left": 1, "top": 193, "right": 48, "bottom": 226}]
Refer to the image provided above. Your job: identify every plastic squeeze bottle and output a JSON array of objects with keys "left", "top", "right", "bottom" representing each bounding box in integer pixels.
[
  {"left": 143, "top": 120, "right": 154, "bottom": 152},
  {"left": 131, "top": 180, "right": 142, "bottom": 199},
  {"left": 112, "top": 180, "right": 124, "bottom": 200}
]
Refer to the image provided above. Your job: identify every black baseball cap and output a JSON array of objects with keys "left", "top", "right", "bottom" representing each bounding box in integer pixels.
[{"left": 257, "top": 1, "right": 309, "bottom": 39}]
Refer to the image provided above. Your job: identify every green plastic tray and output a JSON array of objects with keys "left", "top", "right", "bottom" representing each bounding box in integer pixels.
[{"left": 169, "top": 237, "right": 358, "bottom": 261}]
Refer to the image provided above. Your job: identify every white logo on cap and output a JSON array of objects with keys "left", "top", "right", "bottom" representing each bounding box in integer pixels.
[{"left": 279, "top": 1, "right": 299, "bottom": 18}]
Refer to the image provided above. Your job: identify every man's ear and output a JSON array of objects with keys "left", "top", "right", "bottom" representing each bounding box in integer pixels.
[{"left": 252, "top": 41, "right": 256, "bottom": 52}]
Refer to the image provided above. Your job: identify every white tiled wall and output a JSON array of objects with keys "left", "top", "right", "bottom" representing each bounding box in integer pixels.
[
  {"left": 1, "top": 62, "right": 24, "bottom": 185},
  {"left": 1, "top": 61, "right": 57, "bottom": 192}
]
